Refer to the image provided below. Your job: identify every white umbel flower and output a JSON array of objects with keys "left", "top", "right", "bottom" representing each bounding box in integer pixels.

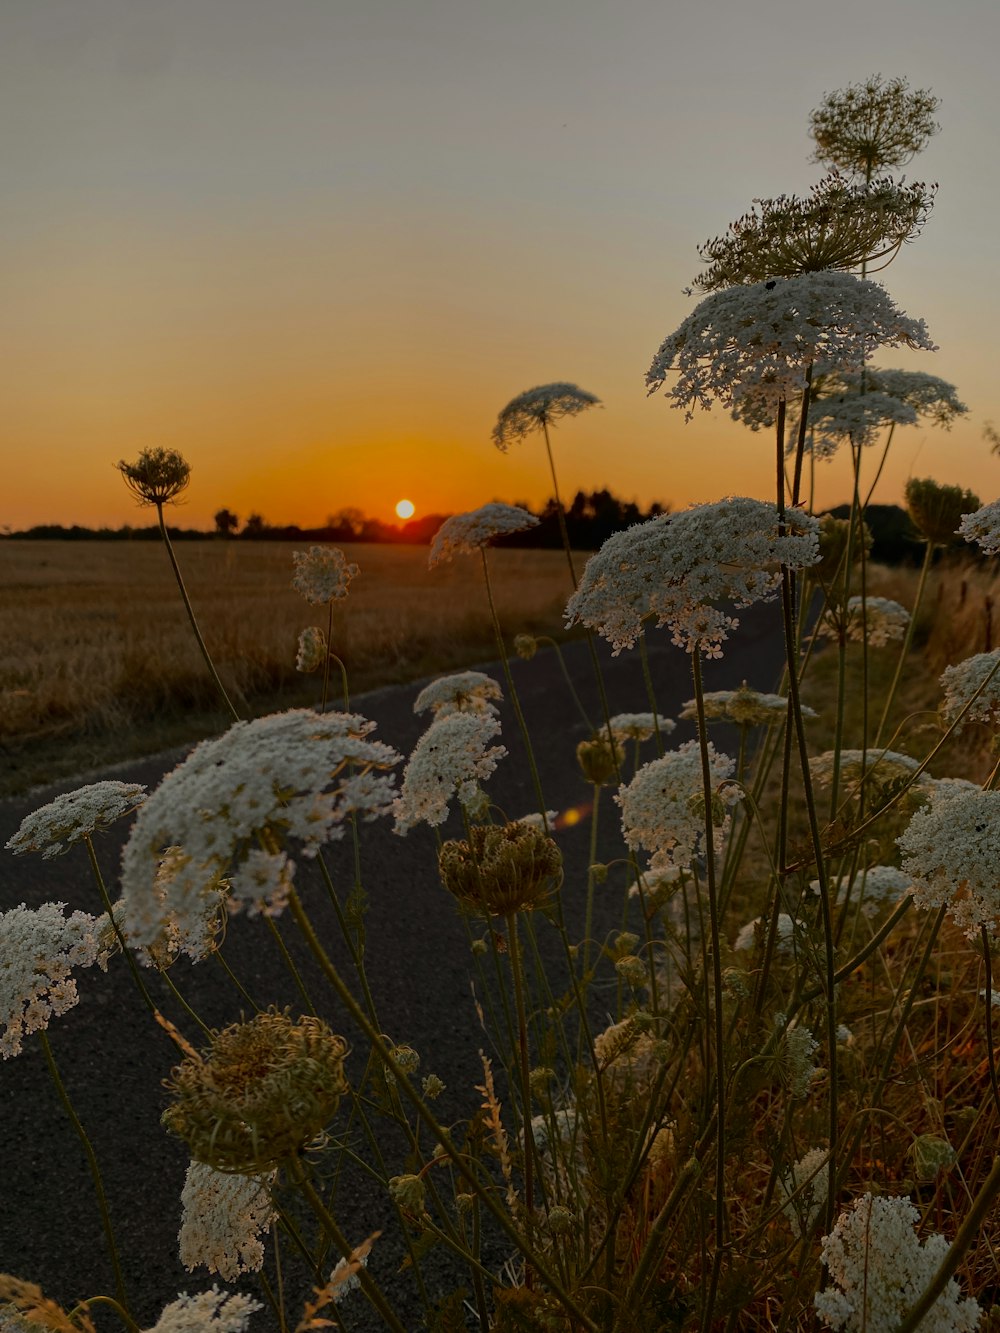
[
  {"left": 958, "top": 499, "right": 1000, "bottom": 555},
  {"left": 897, "top": 786, "right": 1000, "bottom": 936},
  {"left": 144, "top": 1287, "right": 262, "bottom": 1332},
  {"left": 779, "top": 1147, "right": 829, "bottom": 1238},
  {"left": 607, "top": 712, "right": 675, "bottom": 742},
  {"left": 565, "top": 498, "right": 820, "bottom": 657},
  {"left": 815, "top": 1194, "right": 980, "bottom": 1331},
  {"left": 940, "top": 649, "right": 1000, "bottom": 727},
  {"left": 680, "top": 684, "right": 816, "bottom": 726},
  {"left": 833, "top": 368, "right": 967, "bottom": 428},
  {"left": 818, "top": 596, "right": 910, "bottom": 648},
  {"left": 810, "top": 748, "right": 920, "bottom": 789},
  {"left": 6, "top": 781, "right": 146, "bottom": 859},
  {"left": 295, "top": 626, "right": 327, "bottom": 673},
  {"left": 291, "top": 546, "right": 359, "bottom": 605},
  {"left": 413, "top": 671, "right": 503, "bottom": 719},
  {"left": 393, "top": 711, "right": 507, "bottom": 834},
  {"left": 492, "top": 382, "right": 601, "bottom": 451},
  {"left": 646, "top": 271, "right": 935, "bottom": 421},
  {"left": 121, "top": 710, "right": 400, "bottom": 953},
  {"left": 179, "top": 1162, "right": 277, "bottom": 1280},
  {"left": 616, "top": 741, "right": 739, "bottom": 870},
  {"left": 0, "top": 902, "right": 109, "bottom": 1058},
  {"left": 429, "top": 503, "right": 539, "bottom": 567},
  {"left": 808, "top": 391, "right": 918, "bottom": 454}
]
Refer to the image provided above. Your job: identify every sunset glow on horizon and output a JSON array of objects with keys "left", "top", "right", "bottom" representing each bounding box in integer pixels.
[{"left": 4, "top": 1, "right": 999, "bottom": 535}]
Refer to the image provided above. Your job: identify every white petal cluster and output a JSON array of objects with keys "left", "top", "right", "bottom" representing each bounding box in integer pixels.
[
  {"left": 646, "top": 272, "right": 935, "bottom": 420},
  {"left": 779, "top": 1147, "right": 829, "bottom": 1237},
  {"left": 835, "top": 367, "right": 968, "bottom": 428},
  {"left": 809, "top": 391, "right": 917, "bottom": 454},
  {"left": 179, "top": 1162, "right": 277, "bottom": 1280},
  {"left": 733, "top": 913, "right": 802, "bottom": 954},
  {"left": 810, "top": 748, "right": 920, "bottom": 789},
  {"left": 680, "top": 685, "right": 815, "bottom": 725},
  {"left": 565, "top": 498, "right": 820, "bottom": 657},
  {"left": 827, "top": 865, "right": 913, "bottom": 917},
  {"left": 491, "top": 382, "right": 601, "bottom": 451},
  {"left": 815, "top": 1193, "right": 980, "bottom": 1331},
  {"left": 616, "top": 741, "right": 739, "bottom": 870},
  {"left": 0, "top": 902, "right": 108, "bottom": 1058},
  {"left": 291, "top": 546, "right": 359, "bottom": 605},
  {"left": 958, "top": 499, "right": 1000, "bottom": 555},
  {"left": 897, "top": 786, "right": 1000, "bottom": 936},
  {"left": 940, "top": 649, "right": 1000, "bottom": 726},
  {"left": 393, "top": 711, "right": 507, "bottom": 834},
  {"left": 121, "top": 710, "right": 400, "bottom": 951},
  {"left": 780, "top": 1022, "right": 819, "bottom": 1099},
  {"left": 413, "top": 671, "right": 503, "bottom": 719},
  {"left": 818, "top": 596, "right": 910, "bottom": 648},
  {"left": 607, "top": 712, "right": 675, "bottom": 742},
  {"left": 5, "top": 781, "right": 146, "bottom": 859},
  {"left": 144, "top": 1287, "right": 262, "bottom": 1333},
  {"left": 428, "top": 503, "right": 539, "bottom": 567},
  {"left": 295, "top": 626, "right": 327, "bottom": 673}
]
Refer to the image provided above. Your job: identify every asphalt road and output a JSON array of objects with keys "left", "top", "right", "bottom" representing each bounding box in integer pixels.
[{"left": 0, "top": 610, "right": 787, "bottom": 1331}]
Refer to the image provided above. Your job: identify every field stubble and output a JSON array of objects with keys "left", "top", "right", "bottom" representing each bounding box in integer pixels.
[{"left": 0, "top": 540, "right": 574, "bottom": 796}]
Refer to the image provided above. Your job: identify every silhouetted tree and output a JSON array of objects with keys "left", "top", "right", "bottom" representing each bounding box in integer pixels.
[
  {"left": 214, "top": 507, "right": 240, "bottom": 537},
  {"left": 242, "top": 513, "right": 268, "bottom": 538}
]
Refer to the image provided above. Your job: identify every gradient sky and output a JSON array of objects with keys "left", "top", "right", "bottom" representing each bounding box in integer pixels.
[{"left": 4, "top": 0, "right": 999, "bottom": 531}]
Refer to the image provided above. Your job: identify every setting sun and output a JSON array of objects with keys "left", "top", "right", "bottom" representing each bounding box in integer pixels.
[{"left": 395, "top": 498, "right": 416, "bottom": 520}]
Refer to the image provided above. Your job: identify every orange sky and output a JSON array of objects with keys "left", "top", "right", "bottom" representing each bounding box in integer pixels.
[{"left": 4, "top": 0, "right": 999, "bottom": 533}]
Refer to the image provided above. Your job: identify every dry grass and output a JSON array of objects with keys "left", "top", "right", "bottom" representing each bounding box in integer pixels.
[{"left": 0, "top": 539, "right": 575, "bottom": 795}]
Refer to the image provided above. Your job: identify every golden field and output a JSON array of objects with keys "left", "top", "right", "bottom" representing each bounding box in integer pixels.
[{"left": 0, "top": 539, "right": 574, "bottom": 794}]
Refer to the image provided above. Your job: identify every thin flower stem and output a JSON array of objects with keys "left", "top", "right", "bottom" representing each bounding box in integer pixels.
[
  {"left": 480, "top": 548, "right": 549, "bottom": 822},
  {"left": 639, "top": 630, "right": 666, "bottom": 757},
  {"left": 980, "top": 929, "right": 1000, "bottom": 1122},
  {"left": 690, "top": 649, "right": 728, "bottom": 1322},
  {"left": 284, "top": 888, "right": 600, "bottom": 1331},
  {"left": 213, "top": 947, "right": 263, "bottom": 1011},
  {"left": 271, "top": 1212, "right": 289, "bottom": 1333},
  {"left": 155, "top": 503, "right": 241, "bottom": 722},
  {"left": 83, "top": 835, "right": 156, "bottom": 1016},
  {"left": 896, "top": 1155, "right": 1000, "bottom": 1333},
  {"left": 874, "top": 538, "right": 936, "bottom": 747},
  {"left": 290, "top": 1163, "right": 409, "bottom": 1333},
  {"left": 537, "top": 634, "right": 594, "bottom": 733},
  {"left": 67, "top": 1296, "right": 140, "bottom": 1332},
  {"left": 580, "top": 784, "right": 601, "bottom": 977},
  {"left": 505, "top": 910, "right": 536, "bottom": 1263},
  {"left": 39, "top": 1031, "right": 131, "bottom": 1316},
  {"left": 541, "top": 418, "right": 577, "bottom": 589},
  {"left": 320, "top": 601, "right": 334, "bottom": 713}
]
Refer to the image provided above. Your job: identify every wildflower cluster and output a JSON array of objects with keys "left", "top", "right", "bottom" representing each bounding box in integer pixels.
[
  {"left": 491, "top": 382, "right": 601, "bottom": 450},
  {"left": 5, "top": 781, "right": 146, "bottom": 859},
  {"left": 897, "top": 786, "right": 1000, "bottom": 935},
  {"left": 429, "top": 503, "right": 539, "bottom": 566},
  {"left": 818, "top": 596, "right": 910, "bottom": 648},
  {"left": 120, "top": 709, "right": 400, "bottom": 952},
  {"left": 566, "top": 497, "right": 820, "bottom": 656},
  {"left": 616, "top": 740, "right": 739, "bottom": 870},
  {"left": 291, "top": 546, "right": 360, "bottom": 604},
  {"left": 940, "top": 649, "right": 1000, "bottom": 726},
  {"left": 179, "top": 1163, "right": 277, "bottom": 1280},
  {"left": 393, "top": 710, "right": 507, "bottom": 832},
  {"left": 413, "top": 670, "right": 503, "bottom": 718}
]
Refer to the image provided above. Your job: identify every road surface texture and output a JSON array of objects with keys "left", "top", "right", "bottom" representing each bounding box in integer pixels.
[{"left": 0, "top": 611, "right": 786, "bottom": 1331}]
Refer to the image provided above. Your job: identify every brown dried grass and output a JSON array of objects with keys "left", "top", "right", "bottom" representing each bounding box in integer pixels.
[{"left": 0, "top": 539, "right": 574, "bottom": 792}]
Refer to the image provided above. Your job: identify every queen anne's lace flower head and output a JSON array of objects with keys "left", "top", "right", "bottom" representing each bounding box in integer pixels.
[
  {"left": 907, "top": 478, "right": 981, "bottom": 546},
  {"left": 413, "top": 671, "right": 503, "bottom": 719},
  {"left": 429, "top": 503, "right": 539, "bottom": 567},
  {"left": 607, "top": 712, "right": 675, "bottom": 742},
  {"left": 810, "top": 747, "right": 920, "bottom": 790},
  {"left": 491, "top": 382, "right": 601, "bottom": 451},
  {"left": 0, "top": 902, "right": 110, "bottom": 1058},
  {"left": 815, "top": 1193, "right": 980, "bottom": 1332},
  {"left": 828, "top": 864, "right": 914, "bottom": 917},
  {"left": 958, "top": 498, "right": 1000, "bottom": 556},
  {"left": 120, "top": 710, "right": 400, "bottom": 955},
  {"left": 807, "top": 391, "right": 918, "bottom": 455},
  {"left": 565, "top": 498, "right": 820, "bottom": 657},
  {"left": 810, "top": 75, "right": 940, "bottom": 176},
  {"left": 734, "top": 913, "right": 802, "bottom": 954},
  {"left": 6, "top": 781, "right": 146, "bottom": 859},
  {"left": 818, "top": 596, "right": 910, "bottom": 648},
  {"left": 291, "top": 546, "right": 359, "bottom": 605},
  {"left": 179, "top": 1163, "right": 277, "bottom": 1281},
  {"left": 832, "top": 368, "right": 967, "bottom": 428},
  {"left": 646, "top": 271, "right": 935, "bottom": 422},
  {"left": 117, "top": 448, "right": 191, "bottom": 507},
  {"left": 680, "top": 684, "right": 815, "bottom": 726},
  {"left": 692, "top": 174, "right": 933, "bottom": 293},
  {"left": 941, "top": 649, "right": 1000, "bottom": 727},
  {"left": 616, "top": 740, "right": 740, "bottom": 870},
  {"left": 779, "top": 1147, "right": 829, "bottom": 1238},
  {"left": 144, "top": 1286, "right": 262, "bottom": 1332},
  {"left": 393, "top": 711, "right": 507, "bottom": 834},
  {"left": 295, "top": 626, "right": 327, "bottom": 673},
  {"left": 897, "top": 785, "right": 1000, "bottom": 936}
]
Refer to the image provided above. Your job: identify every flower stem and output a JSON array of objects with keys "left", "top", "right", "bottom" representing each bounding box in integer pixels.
[
  {"left": 39, "top": 1031, "right": 131, "bottom": 1317},
  {"left": 155, "top": 503, "right": 241, "bottom": 722}
]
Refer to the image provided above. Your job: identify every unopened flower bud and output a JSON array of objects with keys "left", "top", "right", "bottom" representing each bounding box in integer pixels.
[
  {"left": 439, "top": 823, "right": 562, "bottom": 916},
  {"left": 906, "top": 477, "right": 980, "bottom": 546},
  {"left": 547, "top": 1206, "right": 576, "bottom": 1235},
  {"left": 389, "top": 1173, "right": 427, "bottom": 1218},
  {"left": 514, "top": 634, "right": 538, "bottom": 660},
  {"left": 910, "top": 1134, "right": 955, "bottom": 1181},
  {"left": 576, "top": 735, "right": 623, "bottom": 786},
  {"left": 117, "top": 448, "right": 191, "bottom": 507}
]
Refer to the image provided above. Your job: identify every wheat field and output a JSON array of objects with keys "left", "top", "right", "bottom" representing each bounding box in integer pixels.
[{"left": 0, "top": 539, "right": 574, "bottom": 793}]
